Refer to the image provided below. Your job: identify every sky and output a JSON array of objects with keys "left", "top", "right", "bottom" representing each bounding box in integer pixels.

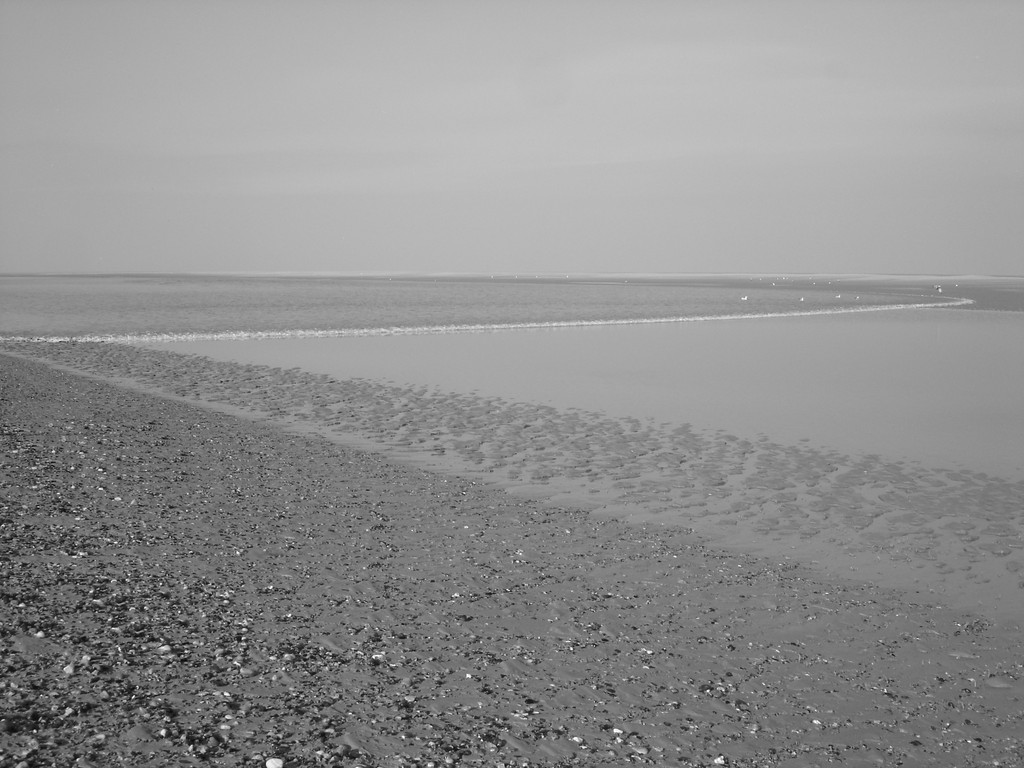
[{"left": 1, "top": 0, "right": 1022, "bottom": 276}]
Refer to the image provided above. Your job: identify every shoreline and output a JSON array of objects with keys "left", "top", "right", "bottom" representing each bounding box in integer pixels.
[
  {"left": 0, "top": 296, "right": 972, "bottom": 345},
  {"left": 3, "top": 349, "right": 1024, "bottom": 766},
  {"left": 8, "top": 272, "right": 1021, "bottom": 343}
]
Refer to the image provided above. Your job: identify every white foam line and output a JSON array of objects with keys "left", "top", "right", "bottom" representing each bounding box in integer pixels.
[{"left": 2, "top": 297, "right": 973, "bottom": 344}]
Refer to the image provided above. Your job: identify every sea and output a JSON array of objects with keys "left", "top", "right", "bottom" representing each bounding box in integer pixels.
[{"left": 3, "top": 272, "right": 1023, "bottom": 617}]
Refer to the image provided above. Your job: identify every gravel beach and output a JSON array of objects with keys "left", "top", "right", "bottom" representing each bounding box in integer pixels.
[{"left": 2, "top": 351, "right": 1023, "bottom": 767}]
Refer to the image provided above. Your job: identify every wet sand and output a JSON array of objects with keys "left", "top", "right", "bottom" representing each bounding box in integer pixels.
[
  {"left": 5, "top": 339, "right": 1023, "bottom": 621},
  {"left": 2, "top": 344, "right": 1023, "bottom": 767}
]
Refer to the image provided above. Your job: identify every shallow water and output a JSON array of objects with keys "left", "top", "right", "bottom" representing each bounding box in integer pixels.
[{"left": 161, "top": 308, "right": 1024, "bottom": 481}]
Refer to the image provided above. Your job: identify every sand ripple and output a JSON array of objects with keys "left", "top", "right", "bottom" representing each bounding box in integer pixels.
[{"left": 5, "top": 339, "right": 1022, "bottom": 620}]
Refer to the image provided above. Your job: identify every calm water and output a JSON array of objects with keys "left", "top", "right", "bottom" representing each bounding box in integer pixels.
[
  {"left": 162, "top": 308, "right": 1024, "bottom": 481},
  {"left": 3, "top": 273, "right": 1021, "bottom": 479}
]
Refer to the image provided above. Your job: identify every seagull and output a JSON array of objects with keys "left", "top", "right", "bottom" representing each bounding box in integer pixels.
[{"left": 740, "top": 296, "right": 748, "bottom": 301}]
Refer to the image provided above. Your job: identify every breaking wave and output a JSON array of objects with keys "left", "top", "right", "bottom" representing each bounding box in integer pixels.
[{"left": 5, "top": 297, "right": 973, "bottom": 344}]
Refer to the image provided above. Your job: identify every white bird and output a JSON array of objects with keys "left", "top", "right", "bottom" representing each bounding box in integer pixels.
[{"left": 740, "top": 295, "right": 748, "bottom": 301}]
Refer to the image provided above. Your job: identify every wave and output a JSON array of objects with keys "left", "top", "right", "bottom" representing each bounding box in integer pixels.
[{"left": 3, "top": 297, "right": 973, "bottom": 344}]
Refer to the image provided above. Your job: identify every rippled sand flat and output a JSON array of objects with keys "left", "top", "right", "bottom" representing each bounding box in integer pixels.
[{"left": 6, "top": 339, "right": 1022, "bottom": 623}]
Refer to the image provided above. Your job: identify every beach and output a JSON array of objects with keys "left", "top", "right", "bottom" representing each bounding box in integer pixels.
[
  {"left": 7, "top": 330, "right": 1024, "bottom": 622},
  {"left": 5, "top": 0, "right": 1024, "bottom": 759},
  {"left": 3, "top": 339, "right": 1023, "bottom": 766}
]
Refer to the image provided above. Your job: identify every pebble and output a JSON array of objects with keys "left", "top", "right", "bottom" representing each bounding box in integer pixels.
[
  {"left": 124, "top": 723, "right": 157, "bottom": 742},
  {"left": 984, "top": 676, "right": 1013, "bottom": 689},
  {"left": 4, "top": 347, "right": 1024, "bottom": 768}
]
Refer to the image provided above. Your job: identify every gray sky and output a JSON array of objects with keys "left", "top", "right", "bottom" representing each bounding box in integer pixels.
[{"left": 2, "top": 0, "right": 1022, "bottom": 275}]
